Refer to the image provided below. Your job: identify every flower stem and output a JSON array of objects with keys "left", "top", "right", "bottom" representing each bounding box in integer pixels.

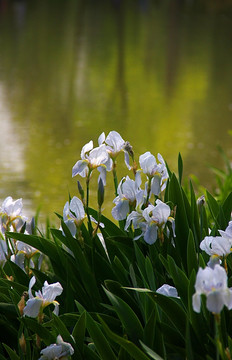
[
  {"left": 85, "top": 172, "right": 93, "bottom": 235},
  {"left": 112, "top": 159, "right": 118, "bottom": 196},
  {"left": 214, "top": 314, "right": 226, "bottom": 360},
  {"left": 145, "top": 177, "right": 152, "bottom": 207}
]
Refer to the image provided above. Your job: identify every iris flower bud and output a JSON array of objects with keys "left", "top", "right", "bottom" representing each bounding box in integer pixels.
[{"left": 98, "top": 178, "right": 105, "bottom": 209}]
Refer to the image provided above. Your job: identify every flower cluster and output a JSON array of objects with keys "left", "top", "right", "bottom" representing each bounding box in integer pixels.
[
  {"left": 192, "top": 220, "right": 232, "bottom": 314},
  {"left": 70, "top": 130, "right": 173, "bottom": 246},
  {"left": 72, "top": 130, "right": 130, "bottom": 185},
  {"left": 0, "top": 196, "right": 41, "bottom": 271}
]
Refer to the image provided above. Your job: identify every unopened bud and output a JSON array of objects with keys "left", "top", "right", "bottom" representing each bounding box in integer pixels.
[
  {"left": 197, "top": 195, "right": 205, "bottom": 211},
  {"left": 98, "top": 178, "right": 105, "bottom": 208},
  {"left": 18, "top": 291, "right": 28, "bottom": 316},
  {"left": 77, "top": 181, "right": 85, "bottom": 201},
  {"left": 19, "top": 333, "right": 27, "bottom": 354}
]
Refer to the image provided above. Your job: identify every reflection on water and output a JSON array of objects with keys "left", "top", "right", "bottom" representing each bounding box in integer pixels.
[{"left": 0, "top": 0, "right": 232, "bottom": 224}]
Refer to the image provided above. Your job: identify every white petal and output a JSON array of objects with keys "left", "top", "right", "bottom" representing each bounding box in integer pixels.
[
  {"left": 72, "top": 160, "right": 88, "bottom": 177},
  {"left": 13, "top": 198, "right": 23, "bottom": 216},
  {"left": 40, "top": 344, "right": 63, "bottom": 359},
  {"left": 105, "top": 131, "right": 125, "bottom": 153},
  {"left": 81, "top": 140, "right": 93, "bottom": 159},
  {"left": 153, "top": 200, "right": 170, "bottom": 224},
  {"left": 156, "top": 284, "right": 179, "bottom": 298},
  {"left": 122, "top": 178, "right": 137, "bottom": 201},
  {"left": 53, "top": 302, "right": 60, "bottom": 316},
  {"left": 125, "top": 211, "right": 143, "bottom": 231},
  {"left": 151, "top": 175, "right": 161, "bottom": 196},
  {"left": 206, "top": 291, "right": 225, "bottom": 314},
  {"left": 1, "top": 196, "right": 13, "bottom": 211},
  {"left": 135, "top": 170, "right": 142, "bottom": 188},
  {"left": 224, "top": 289, "right": 232, "bottom": 310},
  {"left": 207, "top": 256, "right": 221, "bottom": 269},
  {"left": 98, "top": 166, "right": 107, "bottom": 186},
  {"left": 88, "top": 145, "right": 109, "bottom": 167},
  {"left": 144, "top": 224, "right": 158, "bottom": 245},
  {"left": 124, "top": 152, "right": 131, "bottom": 170},
  {"left": 11, "top": 253, "right": 25, "bottom": 269},
  {"left": 64, "top": 220, "right": 76, "bottom": 237},
  {"left": 157, "top": 153, "right": 165, "bottom": 165},
  {"left": 139, "top": 152, "right": 157, "bottom": 175},
  {"left": 24, "top": 298, "right": 43, "bottom": 318},
  {"left": 42, "top": 281, "right": 63, "bottom": 302},
  {"left": 28, "top": 276, "right": 36, "bottom": 298},
  {"left": 192, "top": 293, "right": 201, "bottom": 313},
  {"left": 63, "top": 201, "right": 70, "bottom": 221},
  {"left": 200, "top": 236, "right": 231, "bottom": 257},
  {"left": 135, "top": 190, "right": 145, "bottom": 210},
  {"left": 70, "top": 196, "right": 85, "bottom": 220},
  {"left": 98, "top": 132, "right": 105, "bottom": 146},
  {"left": 142, "top": 204, "right": 155, "bottom": 222},
  {"left": 111, "top": 200, "right": 129, "bottom": 220}
]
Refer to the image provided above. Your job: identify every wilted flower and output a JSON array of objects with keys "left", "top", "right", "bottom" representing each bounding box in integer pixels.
[
  {"left": 63, "top": 196, "right": 86, "bottom": 237},
  {"left": 139, "top": 152, "right": 168, "bottom": 195},
  {"left": 192, "top": 265, "right": 232, "bottom": 314},
  {"left": 23, "top": 276, "right": 63, "bottom": 318},
  {"left": 72, "top": 140, "right": 111, "bottom": 185},
  {"left": 0, "top": 239, "right": 8, "bottom": 265},
  {"left": 39, "top": 335, "right": 74, "bottom": 360},
  {"left": 156, "top": 284, "right": 179, "bottom": 298},
  {"left": 112, "top": 175, "right": 145, "bottom": 221}
]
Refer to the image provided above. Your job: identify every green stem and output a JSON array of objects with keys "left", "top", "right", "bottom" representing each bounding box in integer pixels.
[
  {"left": 85, "top": 172, "right": 93, "bottom": 235},
  {"left": 214, "top": 314, "right": 225, "bottom": 360},
  {"left": 145, "top": 177, "right": 152, "bottom": 207},
  {"left": 112, "top": 160, "right": 118, "bottom": 196},
  {"left": 91, "top": 207, "right": 101, "bottom": 274}
]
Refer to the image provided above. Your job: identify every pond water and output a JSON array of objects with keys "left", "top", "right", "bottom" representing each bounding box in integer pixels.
[{"left": 0, "top": 0, "right": 232, "bottom": 225}]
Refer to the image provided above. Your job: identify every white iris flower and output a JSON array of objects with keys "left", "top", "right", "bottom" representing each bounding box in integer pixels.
[
  {"left": 72, "top": 140, "right": 111, "bottom": 185},
  {"left": 142, "top": 200, "right": 173, "bottom": 244},
  {"left": 63, "top": 196, "right": 86, "bottom": 237},
  {"left": 200, "top": 236, "right": 232, "bottom": 268},
  {"left": 39, "top": 335, "right": 74, "bottom": 360},
  {"left": 112, "top": 175, "right": 145, "bottom": 221},
  {"left": 125, "top": 199, "right": 174, "bottom": 244},
  {"left": 192, "top": 265, "right": 232, "bottom": 314},
  {"left": 10, "top": 241, "right": 41, "bottom": 271},
  {"left": 139, "top": 152, "right": 168, "bottom": 195},
  {"left": 98, "top": 131, "right": 131, "bottom": 170},
  {"left": 23, "top": 276, "right": 63, "bottom": 318},
  {"left": 0, "top": 196, "right": 26, "bottom": 234}
]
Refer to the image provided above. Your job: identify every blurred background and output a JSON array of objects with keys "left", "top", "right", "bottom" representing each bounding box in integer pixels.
[{"left": 0, "top": 0, "right": 232, "bottom": 225}]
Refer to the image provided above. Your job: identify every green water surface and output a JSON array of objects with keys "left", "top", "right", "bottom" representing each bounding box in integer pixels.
[{"left": 0, "top": 0, "right": 232, "bottom": 224}]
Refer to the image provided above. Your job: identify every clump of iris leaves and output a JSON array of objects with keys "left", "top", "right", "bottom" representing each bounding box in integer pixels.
[{"left": 1, "top": 131, "right": 232, "bottom": 360}]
